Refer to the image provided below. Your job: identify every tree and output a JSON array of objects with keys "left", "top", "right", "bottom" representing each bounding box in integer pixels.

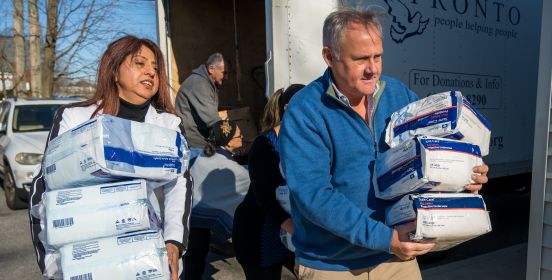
[
  {"left": 42, "top": 0, "right": 59, "bottom": 97},
  {"left": 41, "top": 0, "right": 121, "bottom": 97},
  {"left": 0, "top": 37, "right": 13, "bottom": 98},
  {"left": 12, "top": 0, "right": 25, "bottom": 96},
  {"left": 8, "top": 0, "right": 121, "bottom": 98},
  {"left": 28, "top": 0, "right": 42, "bottom": 97}
]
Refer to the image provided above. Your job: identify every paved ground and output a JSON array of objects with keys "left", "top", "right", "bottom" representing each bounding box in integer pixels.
[
  {"left": 0, "top": 179, "right": 530, "bottom": 279},
  {"left": 422, "top": 243, "right": 527, "bottom": 280},
  {"left": 0, "top": 189, "right": 42, "bottom": 280}
]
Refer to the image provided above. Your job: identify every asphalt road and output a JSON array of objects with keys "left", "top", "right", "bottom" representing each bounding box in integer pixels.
[
  {"left": 0, "top": 188, "right": 42, "bottom": 279},
  {"left": 0, "top": 180, "right": 529, "bottom": 280}
]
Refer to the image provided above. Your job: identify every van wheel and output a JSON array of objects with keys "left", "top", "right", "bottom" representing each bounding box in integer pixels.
[{"left": 3, "top": 164, "right": 26, "bottom": 210}]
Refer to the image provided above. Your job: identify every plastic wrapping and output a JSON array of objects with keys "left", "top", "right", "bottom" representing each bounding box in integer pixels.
[
  {"left": 386, "top": 193, "right": 492, "bottom": 251},
  {"left": 375, "top": 136, "right": 483, "bottom": 200},
  {"left": 43, "top": 114, "right": 189, "bottom": 190},
  {"left": 275, "top": 184, "right": 291, "bottom": 214},
  {"left": 59, "top": 230, "right": 170, "bottom": 280},
  {"left": 46, "top": 198, "right": 160, "bottom": 247},
  {"left": 385, "top": 91, "right": 492, "bottom": 156}
]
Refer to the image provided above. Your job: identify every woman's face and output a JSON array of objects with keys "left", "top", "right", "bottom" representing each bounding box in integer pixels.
[
  {"left": 116, "top": 45, "right": 159, "bottom": 104},
  {"left": 226, "top": 126, "right": 243, "bottom": 151}
]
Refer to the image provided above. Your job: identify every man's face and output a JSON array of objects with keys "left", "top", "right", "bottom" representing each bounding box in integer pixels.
[
  {"left": 323, "top": 23, "right": 383, "bottom": 101},
  {"left": 209, "top": 61, "right": 226, "bottom": 87}
]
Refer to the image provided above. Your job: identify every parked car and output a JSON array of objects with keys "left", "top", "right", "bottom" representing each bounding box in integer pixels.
[{"left": 0, "top": 97, "right": 80, "bottom": 209}]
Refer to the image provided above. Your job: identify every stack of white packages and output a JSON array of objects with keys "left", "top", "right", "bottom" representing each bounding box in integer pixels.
[
  {"left": 377, "top": 91, "right": 492, "bottom": 250},
  {"left": 60, "top": 230, "right": 169, "bottom": 280},
  {"left": 37, "top": 114, "right": 188, "bottom": 279},
  {"left": 385, "top": 193, "right": 492, "bottom": 251}
]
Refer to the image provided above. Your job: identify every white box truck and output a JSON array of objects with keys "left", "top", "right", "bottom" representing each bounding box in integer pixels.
[{"left": 157, "top": 0, "right": 541, "bottom": 182}]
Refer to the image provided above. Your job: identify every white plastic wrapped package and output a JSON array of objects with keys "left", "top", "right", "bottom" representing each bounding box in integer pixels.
[
  {"left": 385, "top": 91, "right": 492, "bottom": 156},
  {"left": 60, "top": 230, "right": 169, "bottom": 280},
  {"left": 46, "top": 199, "right": 157, "bottom": 247},
  {"left": 375, "top": 136, "right": 482, "bottom": 200},
  {"left": 43, "top": 114, "right": 188, "bottom": 189},
  {"left": 385, "top": 193, "right": 492, "bottom": 251},
  {"left": 275, "top": 184, "right": 294, "bottom": 251},
  {"left": 275, "top": 184, "right": 291, "bottom": 214},
  {"left": 44, "top": 180, "right": 148, "bottom": 212},
  {"left": 279, "top": 228, "right": 295, "bottom": 252}
]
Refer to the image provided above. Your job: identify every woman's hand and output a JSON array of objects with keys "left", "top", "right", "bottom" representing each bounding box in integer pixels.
[
  {"left": 281, "top": 218, "right": 294, "bottom": 234},
  {"left": 465, "top": 164, "right": 489, "bottom": 194},
  {"left": 165, "top": 243, "right": 180, "bottom": 280}
]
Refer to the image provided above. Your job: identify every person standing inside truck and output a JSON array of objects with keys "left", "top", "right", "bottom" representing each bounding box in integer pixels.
[
  {"left": 29, "top": 35, "right": 193, "bottom": 280},
  {"left": 278, "top": 8, "right": 489, "bottom": 280},
  {"left": 175, "top": 53, "right": 227, "bottom": 157}
]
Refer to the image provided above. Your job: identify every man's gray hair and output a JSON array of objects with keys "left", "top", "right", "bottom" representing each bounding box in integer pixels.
[
  {"left": 206, "top": 53, "right": 224, "bottom": 68},
  {"left": 323, "top": 8, "right": 383, "bottom": 59}
]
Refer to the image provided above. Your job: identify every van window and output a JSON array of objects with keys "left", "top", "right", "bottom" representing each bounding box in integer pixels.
[{"left": 12, "top": 104, "right": 61, "bottom": 132}]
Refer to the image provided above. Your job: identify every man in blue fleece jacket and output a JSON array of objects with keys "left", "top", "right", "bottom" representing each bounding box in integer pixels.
[{"left": 279, "top": 8, "right": 489, "bottom": 279}]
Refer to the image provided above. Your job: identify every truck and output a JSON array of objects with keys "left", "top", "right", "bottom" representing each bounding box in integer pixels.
[
  {"left": 156, "top": 0, "right": 552, "bottom": 278},
  {"left": 156, "top": 0, "right": 541, "bottom": 182}
]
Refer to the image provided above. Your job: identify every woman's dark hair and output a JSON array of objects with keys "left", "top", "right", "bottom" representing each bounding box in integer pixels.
[
  {"left": 259, "top": 84, "right": 304, "bottom": 133},
  {"left": 204, "top": 119, "right": 238, "bottom": 157},
  {"left": 69, "top": 35, "right": 174, "bottom": 117}
]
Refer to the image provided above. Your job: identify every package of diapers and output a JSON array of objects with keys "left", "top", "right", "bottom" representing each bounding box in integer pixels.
[
  {"left": 385, "top": 91, "right": 492, "bottom": 156},
  {"left": 45, "top": 194, "right": 161, "bottom": 247},
  {"left": 60, "top": 230, "right": 169, "bottom": 280},
  {"left": 275, "top": 184, "right": 294, "bottom": 251},
  {"left": 385, "top": 193, "right": 492, "bottom": 251},
  {"left": 43, "top": 114, "right": 189, "bottom": 189},
  {"left": 275, "top": 184, "right": 291, "bottom": 214},
  {"left": 375, "top": 136, "right": 482, "bottom": 200},
  {"left": 44, "top": 180, "right": 148, "bottom": 212}
]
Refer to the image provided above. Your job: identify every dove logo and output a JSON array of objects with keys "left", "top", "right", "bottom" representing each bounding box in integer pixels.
[{"left": 384, "top": 0, "right": 429, "bottom": 43}]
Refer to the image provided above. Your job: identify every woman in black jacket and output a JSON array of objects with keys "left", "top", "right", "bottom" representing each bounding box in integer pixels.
[{"left": 233, "top": 84, "right": 304, "bottom": 279}]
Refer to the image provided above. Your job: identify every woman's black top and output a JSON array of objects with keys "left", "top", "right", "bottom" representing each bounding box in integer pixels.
[
  {"left": 117, "top": 98, "right": 151, "bottom": 122},
  {"left": 232, "top": 129, "right": 293, "bottom": 267}
]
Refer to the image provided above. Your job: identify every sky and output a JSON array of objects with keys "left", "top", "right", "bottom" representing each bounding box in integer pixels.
[{"left": 0, "top": 0, "right": 159, "bottom": 81}]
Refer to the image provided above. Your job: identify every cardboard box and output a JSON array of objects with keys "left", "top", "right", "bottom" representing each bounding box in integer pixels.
[{"left": 219, "top": 106, "right": 258, "bottom": 143}]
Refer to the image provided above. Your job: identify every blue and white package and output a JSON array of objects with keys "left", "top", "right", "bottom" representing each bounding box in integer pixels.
[
  {"left": 375, "top": 136, "right": 483, "bottom": 200},
  {"left": 385, "top": 91, "right": 492, "bottom": 156},
  {"left": 275, "top": 184, "right": 291, "bottom": 214},
  {"left": 60, "top": 230, "right": 169, "bottom": 280},
  {"left": 43, "top": 114, "right": 188, "bottom": 189},
  {"left": 46, "top": 199, "right": 159, "bottom": 247},
  {"left": 385, "top": 193, "right": 491, "bottom": 251}
]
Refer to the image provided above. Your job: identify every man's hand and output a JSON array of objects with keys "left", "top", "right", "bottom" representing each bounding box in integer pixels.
[
  {"left": 465, "top": 164, "right": 489, "bottom": 194},
  {"left": 390, "top": 222, "right": 435, "bottom": 260},
  {"left": 165, "top": 243, "right": 180, "bottom": 280}
]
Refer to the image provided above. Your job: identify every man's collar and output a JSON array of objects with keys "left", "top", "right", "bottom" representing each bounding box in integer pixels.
[{"left": 328, "top": 75, "right": 380, "bottom": 108}]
